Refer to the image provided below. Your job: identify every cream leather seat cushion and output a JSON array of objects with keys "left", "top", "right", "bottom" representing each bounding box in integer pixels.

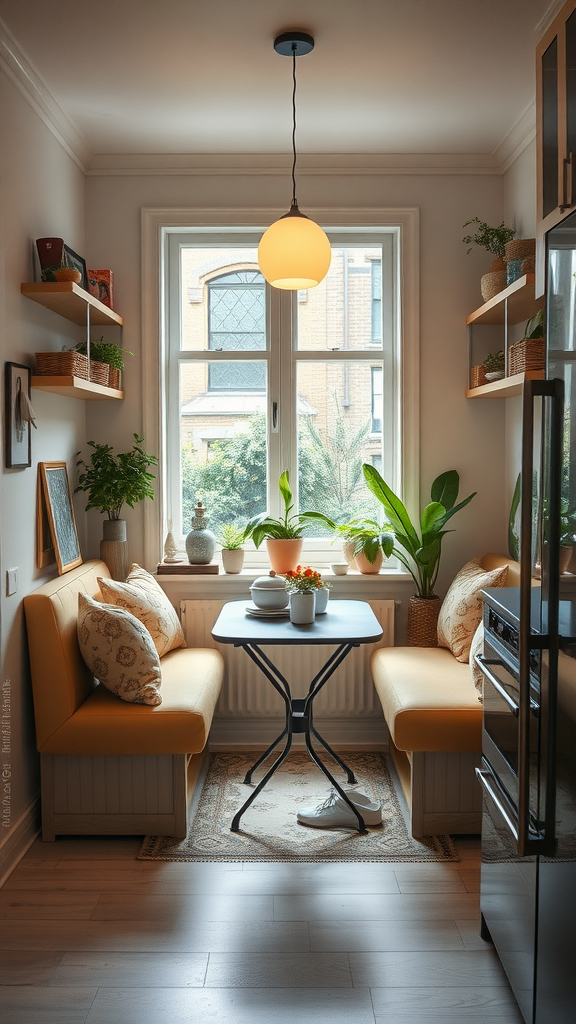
[
  {"left": 372, "top": 646, "right": 482, "bottom": 752},
  {"left": 39, "top": 647, "right": 223, "bottom": 756}
]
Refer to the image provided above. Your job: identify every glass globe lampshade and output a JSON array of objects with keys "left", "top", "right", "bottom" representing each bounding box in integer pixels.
[{"left": 258, "top": 204, "right": 332, "bottom": 290}]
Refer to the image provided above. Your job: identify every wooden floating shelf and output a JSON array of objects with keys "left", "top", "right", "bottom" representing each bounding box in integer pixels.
[
  {"left": 31, "top": 376, "right": 124, "bottom": 400},
  {"left": 21, "top": 282, "right": 123, "bottom": 326},
  {"left": 466, "top": 275, "right": 544, "bottom": 326},
  {"left": 466, "top": 370, "right": 544, "bottom": 399}
]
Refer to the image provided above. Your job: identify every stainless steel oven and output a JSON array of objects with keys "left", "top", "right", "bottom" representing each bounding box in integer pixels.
[{"left": 478, "top": 608, "right": 541, "bottom": 824}]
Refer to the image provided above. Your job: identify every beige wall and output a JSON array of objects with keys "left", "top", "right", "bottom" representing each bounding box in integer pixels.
[
  {"left": 0, "top": 68, "right": 87, "bottom": 869},
  {"left": 85, "top": 168, "right": 510, "bottom": 590},
  {"left": 503, "top": 138, "right": 538, "bottom": 522}
]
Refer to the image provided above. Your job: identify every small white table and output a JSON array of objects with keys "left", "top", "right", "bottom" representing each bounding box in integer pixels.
[{"left": 212, "top": 599, "right": 383, "bottom": 833}]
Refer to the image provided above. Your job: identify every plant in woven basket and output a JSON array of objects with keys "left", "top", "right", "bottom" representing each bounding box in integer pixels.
[
  {"left": 483, "top": 350, "right": 505, "bottom": 373},
  {"left": 76, "top": 338, "right": 132, "bottom": 370},
  {"left": 362, "top": 466, "right": 476, "bottom": 598},
  {"left": 522, "top": 308, "right": 544, "bottom": 340},
  {"left": 463, "top": 218, "right": 515, "bottom": 259}
]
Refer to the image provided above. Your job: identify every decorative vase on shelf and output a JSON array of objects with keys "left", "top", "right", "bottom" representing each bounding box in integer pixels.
[
  {"left": 406, "top": 595, "right": 441, "bottom": 647},
  {"left": 185, "top": 501, "right": 216, "bottom": 565},
  {"left": 289, "top": 591, "right": 316, "bottom": 624},
  {"left": 100, "top": 519, "right": 129, "bottom": 582}
]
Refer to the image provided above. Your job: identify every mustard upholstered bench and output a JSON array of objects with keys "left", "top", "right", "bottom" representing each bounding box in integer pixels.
[
  {"left": 371, "top": 554, "right": 520, "bottom": 838},
  {"left": 24, "top": 560, "right": 223, "bottom": 841}
]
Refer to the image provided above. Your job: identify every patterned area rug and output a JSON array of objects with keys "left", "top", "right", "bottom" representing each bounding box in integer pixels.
[{"left": 138, "top": 751, "right": 458, "bottom": 863}]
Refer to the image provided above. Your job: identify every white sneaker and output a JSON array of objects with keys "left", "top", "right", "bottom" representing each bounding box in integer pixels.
[{"left": 297, "top": 788, "right": 382, "bottom": 829}]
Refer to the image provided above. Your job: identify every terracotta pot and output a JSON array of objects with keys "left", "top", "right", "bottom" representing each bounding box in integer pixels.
[
  {"left": 266, "top": 538, "right": 303, "bottom": 574},
  {"left": 406, "top": 595, "right": 441, "bottom": 647},
  {"left": 221, "top": 548, "right": 244, "bottom": 574},
  {"left": 354, "top": 547, "right": 384, "bottom": 575}
]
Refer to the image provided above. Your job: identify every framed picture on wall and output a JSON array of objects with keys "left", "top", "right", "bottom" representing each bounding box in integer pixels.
[
  {"left": 5, "top": 361, "right": 33, "bottom": 468},
  {"left": 63, "top": 245, "right": 88, "bottom": 291},
  {"left": 36, "top": 466, "right": 55, "bottom": 569},
  {"left": 39, "top": 462, "right": 83, "bottom": 574}
]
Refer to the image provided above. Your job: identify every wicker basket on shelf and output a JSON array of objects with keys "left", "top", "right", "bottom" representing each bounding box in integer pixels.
[
  {"left": 504, "top": 238, "right": 536, "bottom": 263},
  {"left": 89, "top": 360, "right": 110, "bottom": 386},
  {"left": 35, "top": 351, "right": 89, "bottom": 378},
  {"left": 108, "top": 367, "right": 121, "bottom": 390},
  {"left": 508, "top": 337, "right": 545, "bottom": 375},
  {"left": 470, "top": 365, "right": 489, "bottom": 388}
]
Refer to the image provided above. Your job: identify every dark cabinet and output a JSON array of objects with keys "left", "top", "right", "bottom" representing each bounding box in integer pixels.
[{"left": 536, "top": 0, "right": 576, "bottom": 293}]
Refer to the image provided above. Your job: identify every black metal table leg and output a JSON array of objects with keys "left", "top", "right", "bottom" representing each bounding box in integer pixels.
[{"left": 229, "top": 640, "right": 367, "bottom": 833}]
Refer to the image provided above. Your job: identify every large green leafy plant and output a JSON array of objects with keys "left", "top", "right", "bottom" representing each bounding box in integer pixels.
[
  {"left": 76, "top": 433, "right": 157, "bottom": 520},
  {"left": 243, "top": 470, "right": 317, "bottom": 546},
  {"left": 362, "top": 466, "right": 476, "bottom": 597}
]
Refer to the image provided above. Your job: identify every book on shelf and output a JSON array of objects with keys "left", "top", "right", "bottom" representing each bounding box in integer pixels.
[{"left": 156, "top": 562, "right": 219, "bottom": 575}]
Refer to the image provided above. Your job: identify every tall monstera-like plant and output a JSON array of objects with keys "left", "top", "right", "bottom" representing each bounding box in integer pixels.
[{"left": 362, "top": 466, "right": 476, "bottom": 598}]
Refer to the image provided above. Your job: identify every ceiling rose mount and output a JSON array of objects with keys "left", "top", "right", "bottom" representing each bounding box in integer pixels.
[
  {"left": 273, "top": 32, "right": 314, "bottom": 57},
  {"left": 258, "top": 30, "right": 331, "bottom": 291}
]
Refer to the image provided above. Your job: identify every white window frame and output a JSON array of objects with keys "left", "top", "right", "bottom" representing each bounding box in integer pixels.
[{"left": 141, "top": 207, "right": 419, "bottom": 573}]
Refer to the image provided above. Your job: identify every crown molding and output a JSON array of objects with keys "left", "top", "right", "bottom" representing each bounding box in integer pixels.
[
  {"left": 87, "top": 151, "right": 502, "bottom": 176},
  {"left": 0, "top": 17, "right": 91, "bottom": 171},
  {"left": 493, "top": 99, "right": 536, "bottom": 174},
  {"left": 534, "top": 0, "right": 565, "bottom": 38}
]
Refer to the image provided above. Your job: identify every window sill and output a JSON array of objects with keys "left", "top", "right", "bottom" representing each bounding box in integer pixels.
[{"left": 156, "top": 566, "right": 415, "bottom": 602}]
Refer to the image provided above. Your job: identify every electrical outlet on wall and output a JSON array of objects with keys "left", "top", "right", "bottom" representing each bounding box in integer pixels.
[{"left": 6, "top": 568, "right": 18, "bottom": 596}]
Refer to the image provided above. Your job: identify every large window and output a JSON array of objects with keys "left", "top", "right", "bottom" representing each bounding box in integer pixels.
[{"left": 165, "top": 229, "right": 399, "bottom": 560}]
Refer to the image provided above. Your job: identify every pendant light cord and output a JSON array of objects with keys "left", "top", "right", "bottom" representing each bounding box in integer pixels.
[{"left": 291, "top": 44, "right": 297, "bottom": 206}]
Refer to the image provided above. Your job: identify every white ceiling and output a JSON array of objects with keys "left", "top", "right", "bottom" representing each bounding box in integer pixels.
[{"left": 0, "top": 0, "right": 559, "bottom": 162}]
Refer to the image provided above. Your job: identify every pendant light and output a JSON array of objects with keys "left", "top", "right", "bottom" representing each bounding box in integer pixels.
[{"left": 258, "top": 32, "right": 331, "bottom": 290}]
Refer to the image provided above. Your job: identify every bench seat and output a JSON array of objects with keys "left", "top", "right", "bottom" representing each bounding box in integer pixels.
[
  {"left": 372, "top": 647, "right": 482, "bottom": 753},
  {"left": 40, "top": 647, "right": 223, "bottom": 756},
  {"left": 371, "top": 554, "right": 520, "bottom": 839},
  {"left": 24, "top": 559, "right": 224, "bottom": 840}
]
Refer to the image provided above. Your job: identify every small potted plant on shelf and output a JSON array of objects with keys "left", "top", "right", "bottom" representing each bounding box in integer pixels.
[
  {"left": 76, "top": 338, "right": 131, "bottom": 389},
  {"left": 508, "top": 308, "right": 545, "bottom": 376},
  {"left": 462, "top": 217, "right": 516, "bottom": 301},
  {"left": 471, "top": 349, "right": 505, "bottom": 388},
  {"left": 243, "top": 470, "right": 327, "bottom": 574},
  {"left": 284, "top": 565, "right": 323, "bottom": 624},
  {"left": 218, "top": 523, "right": 245, "bottom": 574},
  {"left": 362, "top": 465, "right": 476, "bottom": 646},
  {"left": 75, "top": 433, "right": 157, "bottom": 581}
]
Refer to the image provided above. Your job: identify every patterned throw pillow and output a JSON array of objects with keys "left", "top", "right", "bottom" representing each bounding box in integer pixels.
[
  {"left": 437, "top": 557, "right": 509, "bottom": 662},
  {"left": 77, "top": 593, "right": 162, "bottom": 706},
  {"left": 98, "top": 563, "right": 185, "bottom": 658},
  {"left": 469, "top": 621, "right": 485, "bottom": 700}
]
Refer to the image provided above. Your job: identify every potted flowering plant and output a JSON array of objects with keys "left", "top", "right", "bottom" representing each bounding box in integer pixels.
[{"left": 284, "top": 565, "right": 323, "bottom": 624}]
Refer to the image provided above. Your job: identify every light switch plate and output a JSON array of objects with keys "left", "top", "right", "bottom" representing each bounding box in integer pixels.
[{"left": 6, "top": 567, "right": 18, "bottom": 596}]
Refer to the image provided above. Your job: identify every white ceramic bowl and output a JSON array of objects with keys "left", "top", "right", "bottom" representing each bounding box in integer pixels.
[
  {"left": 249, "top": 581, "right": 289, "bottom": 610},
  {"left": 330, "top": 562, "right": 349, "bottom": 576}
]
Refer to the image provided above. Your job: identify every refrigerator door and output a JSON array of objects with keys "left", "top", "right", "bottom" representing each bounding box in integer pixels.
[{"left": 532, "top": 216, "right": 576, "bottom": 1023}]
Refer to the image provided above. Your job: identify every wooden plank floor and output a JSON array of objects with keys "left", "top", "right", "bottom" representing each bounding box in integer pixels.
[{"left": 0, "top": 835, "right": 524, "bottom": 1024}]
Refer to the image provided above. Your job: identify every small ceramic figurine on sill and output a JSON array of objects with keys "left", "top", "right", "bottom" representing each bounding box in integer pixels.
[{"left": 163, "top": 520, "right": 180, "bottom": 563}]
